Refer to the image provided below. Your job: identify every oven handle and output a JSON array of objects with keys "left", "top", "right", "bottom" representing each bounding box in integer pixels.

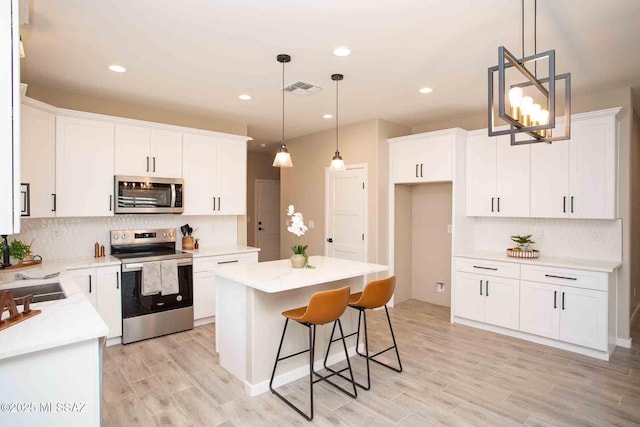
[{"left": 122, "top": 258, "right": 193, "bottom": 272}]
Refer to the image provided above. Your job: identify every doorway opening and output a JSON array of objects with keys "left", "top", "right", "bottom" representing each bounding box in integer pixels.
[{"left": 255, "top": 179, "right": 280, "bottom": 262}]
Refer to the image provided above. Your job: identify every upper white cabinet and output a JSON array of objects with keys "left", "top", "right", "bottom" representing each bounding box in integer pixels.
[
  {"left": 115, "top": 124, "right": 182, "bottom": 178},
  {"left": 389, "top": 129, "right": 463, "bottom": 184},
  {"left": 0, "top": 0, "right": 20, "bottom": 234},
  {"left": 531, "top": 110, "right": 618, "bottom": 219},
  {"left": 21, "top": 103, "right": 56, "bottom": 217},
  {"left": 56, "top": 115, "right": 115, "bottom": 217},
  {"left": 466, "top": 133, "right": 530, "bottom": 217},
  {"left": 182, "top": 133, "right": 247, "bottom": 216}
]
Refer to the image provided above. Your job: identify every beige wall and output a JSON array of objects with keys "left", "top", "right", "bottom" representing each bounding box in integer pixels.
[
  {"left": 394, "top": 185, "right": 413, "bottom": 303},
  {"left": 410, "top": 183, "right": 453, "bottom": 307},
  {"left": 26, "top": 84, "right": 248, "bottom": 136},
  {"left": 631, "top": 110, "right": 640, "bottom": 317},
  {"left": 247, "top": 151, "right": 280, "bottom": 247},
  {"left": 279, "top": 119, "right": 409, "bottom": 265}
]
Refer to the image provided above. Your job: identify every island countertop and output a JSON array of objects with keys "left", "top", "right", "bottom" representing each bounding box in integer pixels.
[{"left": 215, "top": 255, "right": 388, "bottom": 293}]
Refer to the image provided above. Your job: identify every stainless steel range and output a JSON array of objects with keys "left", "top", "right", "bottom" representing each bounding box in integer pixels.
[{"left": 110, "top": 228, "right": 193, "bottom": 344}]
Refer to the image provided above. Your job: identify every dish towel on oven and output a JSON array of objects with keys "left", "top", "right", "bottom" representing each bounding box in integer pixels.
[
  {"left": 160, "top": 259, "right": 179, "bottom": 296},
  {"left": 141, "top": 261, "right": 162, "bottom": 296}
]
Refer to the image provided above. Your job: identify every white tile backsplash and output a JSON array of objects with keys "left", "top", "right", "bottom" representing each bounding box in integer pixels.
[
  {"left": 469, "top": 217, "right": 622, "bottom": 262},
  {"left": 11, "top": 215, "right": 238, "bottom": 260}
]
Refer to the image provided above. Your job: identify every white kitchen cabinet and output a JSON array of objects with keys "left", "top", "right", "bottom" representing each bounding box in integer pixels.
[
  {"left": 389, "top": 129, "right": 462, "bottom": 184},
  {"left": 0, "top": 0, "right": 20, "bottom": 234},
  {"left": 96, "top": 266, "right": 122, "bottom": 339},
  {"left": 530, "top": 109, "right": 618, "bottom": 219},
  {"left": 55, "top": 115, "right": 115, "bottom": 217},
  {"left": 519, "top": 280, "right": 560, "bottom": 339},
  {"left": 182, "top": 133, "right": 248, "bottom": 216},
  {"left": 68, "top": 265, "right": 122, "bottom": 340},
  {"left": 193, "top": 251, "right": 258, "bottom": 323},
  {"left": 454, "top": 272, "right": 487, "bottom": 323},
  {"left": 114, "top": 124, "right": 182, "bottom": 178},
  {"left": 21, "top": 102, "right": 56, "bottom": 217},
  {"left": 466, "top": 132, "right": 530, "bottom": 217}
]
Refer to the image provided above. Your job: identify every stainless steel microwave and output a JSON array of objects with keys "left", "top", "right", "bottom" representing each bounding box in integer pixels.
[{"left": 115, "top": 176, "right": 184, "bottom": 214}]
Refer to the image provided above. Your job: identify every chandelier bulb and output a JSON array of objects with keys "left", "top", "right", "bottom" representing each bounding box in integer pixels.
[{"left": 508, "top": 87, "right": 523, "bottom": 107}]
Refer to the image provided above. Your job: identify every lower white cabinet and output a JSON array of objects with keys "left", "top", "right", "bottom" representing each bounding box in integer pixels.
[
  {"left": 454, "top": 271, "right": 519, "bottom": 330},
  {"left": 455, "top": 256, "right": 612, "bottom": 357},
  {"left": 193, "top": 251, "right": 258, "bottom": 322},
  {"left": 67, "top": 265, "right": 122, "bottom": 339}
]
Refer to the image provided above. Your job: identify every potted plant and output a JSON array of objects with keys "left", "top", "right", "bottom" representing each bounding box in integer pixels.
[
  {"left": 508, "top": 234, "right": 539, "bottom": 258},
  {"left": 0, "top": 239, "right": 33, "bottom": 264},
  {"left": 286, "top": 205, "right": 314, "bottom": 268}
]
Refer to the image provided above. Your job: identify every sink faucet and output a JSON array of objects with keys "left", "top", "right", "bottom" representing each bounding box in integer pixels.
[{"left": 1, "top": 235, "right": 10, "bottom": 269}]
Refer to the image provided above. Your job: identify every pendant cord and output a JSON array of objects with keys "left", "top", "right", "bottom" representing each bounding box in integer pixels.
[
  {"left": 521, "top": 0, "right": 524, "bottom": 58},
  {"left": 281, "top": 59, "right": 285, "bottom": 146},
  {"left": 534, "top": 0, "right": 537, "bottom": 78},
  {"left": 335, "top": 79, "right": 339, "bottom": 153}
]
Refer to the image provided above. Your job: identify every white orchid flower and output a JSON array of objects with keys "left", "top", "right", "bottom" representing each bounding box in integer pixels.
[{"left": 286, "top": 205, "right": 295, "bottom": 216}]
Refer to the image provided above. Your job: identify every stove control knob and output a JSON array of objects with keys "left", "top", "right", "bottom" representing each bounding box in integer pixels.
[
  {"left": 169, "top": 232, "right": 174, "bottom": 237},
  {"left": 113, "top": 235, "right": 119, "bottom": 240},
  {"left": 122, "top": 234, "right": 128, "bottom": 240},
  {"left": 176, "top": 295, "right": 183, "bottom": 302},
  {"left": 163, "top": 233, "right": 167, "bottom": 237}
]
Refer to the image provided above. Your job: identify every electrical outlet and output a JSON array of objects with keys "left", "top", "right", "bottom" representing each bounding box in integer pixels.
[
  {"left": 308, "top": 220, "right": 315, "bottom": 229},
  {"left": 447, "top": 224, "right": 452, "bottom": 234},
  {"left": 435, "top": 282, "right": 446, "bottom": 293}
]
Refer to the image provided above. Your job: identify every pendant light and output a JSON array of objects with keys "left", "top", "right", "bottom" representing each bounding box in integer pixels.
[
  {"left": 488, "top": 0, "right": 571, "bottom": 145},
  {"left": 272, "top": 54, "right": 293, "bottom": 168},
  {"left": 329, "top": 73, "right": 346, "bottom": 172}
]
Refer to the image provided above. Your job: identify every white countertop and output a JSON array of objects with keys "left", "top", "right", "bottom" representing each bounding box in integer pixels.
[
  {"left": 0, "top": 273, "right": 108, "bottom": 360},
  {"left": 185, "top": 245, "right": 260, "bottom": 258},
  {"left": 0, "top": 256, "right": 121, "bottom": 284},
  {"left": 215, "top": 256, "right": 388, "bottom": 293},
  {"left": 454, "top": 250, "right": 621, "bottom": 273}
]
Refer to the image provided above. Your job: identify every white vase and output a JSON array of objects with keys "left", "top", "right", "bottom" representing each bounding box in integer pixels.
[{"left": 290, "top": 254, "right": 305, "bottom": 268}]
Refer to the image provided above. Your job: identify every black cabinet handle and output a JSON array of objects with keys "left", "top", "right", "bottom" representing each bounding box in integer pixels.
[
  {"left": 562, "top": 292, "right": 565, "bottom": 310},
  {"left": 89, "top": 275, "right": 92, "bottom": 293},
  {"left": 51, "top": 194, "right": 56, "bottom": 212},
  {"left": 473, "top": 265, "right": 498, "bottom": 271},
  {"left": 563, "top": 196, "right": 566, "bottom": 213},
  {"left": 545, "top": 274, "right": 577, "bottom": 281},
  {"left": 420, "top": 163, "right": 424, "bottom": 177},
  {"left": 497, "top": 197, "right": 500, "bottom": 212},
  {"left": 218, "top": 260, "right": 239, "bottom": 265},
  {"left": 213, "top": 197, "right": 216, "bottom": 211},
  {"left": 480, "top": 280, "right": 483, "bottom": 295},
  {"left": 554, "top": 290, "right": 557, "bottom": 308},
  {"left": 109, "top": 195, "right": 112, "bottom": 211},
  {"left": 571, "top": 196, "right": 574, "bottom": 213},
  {"left": 491, "top": 197, "right": 494, "bottom": 212},
  {"left": 218, "top": 197, "right": 221, "bottom": 211},
  {"left": 153, "top": 157, "right": 156, "bottom": 173},
  {"left": 116, "top": 272, "right": 120, "bottom": 290},
  {"left": 486, "top": 281, "right": 489, "bottom": 296},
  {"left": 146, "top": 156, "right": 149, "bottom": 172},
  {"left": 415, "top": 164, "right": 419, "bottom": 178}
]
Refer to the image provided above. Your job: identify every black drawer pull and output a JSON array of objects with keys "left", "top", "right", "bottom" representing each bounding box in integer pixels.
[
  {"left": 218, "top": 260, "right": 239, "bottom": 265},
  {"left": 473, "top": 265, "right": 498, "bottom": 271},
  {"left": 545, "top": 274, "right": 577, "bottom": 281}
]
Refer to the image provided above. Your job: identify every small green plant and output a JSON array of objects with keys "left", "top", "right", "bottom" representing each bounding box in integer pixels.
[
  {"left": 0, "top": 239, "right": 32, "bottom": 261},
  {"left": 510, "top": 234, "right": 535, "bottom": 251}
]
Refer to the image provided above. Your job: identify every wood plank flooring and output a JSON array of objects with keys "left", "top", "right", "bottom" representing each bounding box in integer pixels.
[{"left": 103, "top": 300, "right": 640, "bottom": 426}]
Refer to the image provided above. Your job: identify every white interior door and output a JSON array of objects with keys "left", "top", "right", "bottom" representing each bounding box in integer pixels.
[
  {"left": 255, "top": 179, "right": 280, "bottom": 262},
  {"left": 325, "top": 166, "right": 366, "bottom": 261}
]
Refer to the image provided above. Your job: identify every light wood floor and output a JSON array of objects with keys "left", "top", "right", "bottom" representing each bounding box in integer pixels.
[{"left": 103, "top": 300, "right": 640, "bottom": 426}]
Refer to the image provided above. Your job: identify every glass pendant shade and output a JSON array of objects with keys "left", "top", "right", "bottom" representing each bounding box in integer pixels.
[
  {"left": 329, "top": 152, "right": 346, "bottom": 171},
  {"left": 272, "top": 144, "right": 293, "bottom": 168}
]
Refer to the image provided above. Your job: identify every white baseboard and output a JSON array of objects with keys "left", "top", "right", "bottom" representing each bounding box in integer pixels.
[
  {"left": 194, "top": 316, "right": 215, "bottom": 327},
  {"left": 616, "top": 337, "right": 633, "bottom": 348},
  {"left": 105, "top": 337, "right": 122, "bottom": 347},
  {"left": 245, "top": 345, "right": 358, "bottom": 397}
]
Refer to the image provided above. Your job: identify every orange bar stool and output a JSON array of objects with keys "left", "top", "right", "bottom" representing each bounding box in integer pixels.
[
  {"left": 324, "top": 276, "right": 402, "bottom": 390},
  {"left": 269, "top": 286, "right": 357, "bottom": 421}
]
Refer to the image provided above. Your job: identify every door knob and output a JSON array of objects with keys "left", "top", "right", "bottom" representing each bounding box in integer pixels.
[
  {"left": 258, "top": 227, "right": 264, "bottom": 231},
  {"left": 327, "top": 238, "right": 333, "bottom": 243},
  {"left": 258, "top": 221, "right": 262, "bottom": 225}
]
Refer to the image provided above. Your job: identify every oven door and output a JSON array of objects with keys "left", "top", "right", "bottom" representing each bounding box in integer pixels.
[
  {"left": 115, "top": 175, "right": 183, "bottom": 214},
  {"left": 121, "top": 258, "right": 193, "bottom": 319}
]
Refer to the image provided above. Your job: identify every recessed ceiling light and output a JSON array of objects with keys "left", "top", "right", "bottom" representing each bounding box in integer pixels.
[
  {"left": 108, "top": 64, "right": 127, "bottom": 73},
  {"left": 239, "top": 94, "right": 251, "bottom": 100},
  {"left": 333, "top": 47, "right": 351, "bottom": 57},
  {"left": 322, "top": 114, "right": 333, "bottom": 119},
  {"left": 419, "top": 87, "right": 433, "bottom": 94}
]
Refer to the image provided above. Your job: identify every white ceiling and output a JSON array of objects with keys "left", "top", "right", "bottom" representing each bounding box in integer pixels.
[{"left": 20, "top": 0, "right": 640, "bottom": 148}]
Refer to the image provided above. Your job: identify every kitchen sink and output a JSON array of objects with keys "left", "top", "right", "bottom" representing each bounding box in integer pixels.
[{"left": 3, "top": 282, "right": 66, "bottom": 303}]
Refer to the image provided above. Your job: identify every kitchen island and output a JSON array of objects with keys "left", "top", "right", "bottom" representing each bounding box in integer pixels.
[
  {"left": 0, "top": 274, "right": 108, "bottom": 426},
  {"left": 215, "top": 255, "right": 387, "bottom": 396}
]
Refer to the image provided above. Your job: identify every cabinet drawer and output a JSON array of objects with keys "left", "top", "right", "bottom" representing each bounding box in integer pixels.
[
  {"left": 520, "top": 265, "right": 607, "bottom": 292},
  {"left": 455, "top": 257, "right": 520, "bottom": 279},
  {"left": 194, "top": 252, "right": 258, "bottom": 273}
]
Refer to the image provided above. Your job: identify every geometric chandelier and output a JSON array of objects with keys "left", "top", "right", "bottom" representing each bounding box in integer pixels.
[{"left": 488, "top": 0, "right": 571, "bottom": 145}]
